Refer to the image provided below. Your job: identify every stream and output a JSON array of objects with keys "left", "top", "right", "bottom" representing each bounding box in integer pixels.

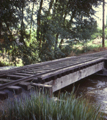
[{"left": 56, "top": 75, "right": 107, "bottom": 117}]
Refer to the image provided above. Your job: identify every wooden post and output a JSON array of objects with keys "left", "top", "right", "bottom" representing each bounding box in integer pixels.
[{"left": 102, "top": 0, "right": 105, "bottom": 48}]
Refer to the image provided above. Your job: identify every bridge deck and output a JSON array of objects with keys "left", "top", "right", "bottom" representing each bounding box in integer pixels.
[
  {"left": 0, "top": 50, "right": 107, "bottom": 99},
  {"left": 0, "top": 50, "right": 107, "bottom": 75}
]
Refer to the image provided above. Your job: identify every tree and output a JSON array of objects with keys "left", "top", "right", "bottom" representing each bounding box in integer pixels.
[
  {"left": 0, "top": 0, "right": 39, "bottom": 65},
  {"left": 0, "top": 0, "right": 103, "bottom": 65},
  {"left": 36, "top": 0, "right": 102, "bottom": 61}
]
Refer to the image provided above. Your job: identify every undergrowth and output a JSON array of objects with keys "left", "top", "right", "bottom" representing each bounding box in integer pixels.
[
  {"left": 0, "top": 61, "right": 10, "bottom": 67},
  {"left": 0, "top": 91, "right": 103, "bottom": 120}
]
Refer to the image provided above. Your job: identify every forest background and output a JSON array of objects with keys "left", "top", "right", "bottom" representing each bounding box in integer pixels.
[{"left": 0, "top": 0, "right": 107, "bottom": 66}]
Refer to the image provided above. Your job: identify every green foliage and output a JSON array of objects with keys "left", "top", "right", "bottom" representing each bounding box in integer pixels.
[
  {"left": 61, "top": 45, "right": 72, "bottom": 56},
  {"left": 72, "top": 18, "right": 97, "bottom": 40},
  {"left": 0, "top": 0, "right": 103, "bottom": 65},
  {"left": 0, "top": 61, "right": 10, "bottom": 67},
  {"left": 0, "top": 91, "right": 102, "bottom": 120},
  {"left": 91, "top": 28, "right": 102, "bottom": 40},
  {"left": 105, "top": 28, "right": 107, "bottom": 39},
  {"left": 106, "top": 15, "right": 107, "bottom": 27}
]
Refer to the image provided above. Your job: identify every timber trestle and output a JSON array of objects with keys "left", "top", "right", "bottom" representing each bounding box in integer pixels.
[{"left": 0, "top": 50, "right": 107, "bottom": 100}]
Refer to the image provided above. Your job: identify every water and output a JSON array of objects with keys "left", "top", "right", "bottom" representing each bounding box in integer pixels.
[{"left": 57, "top": 75, "right": 107, "bottom": 115}]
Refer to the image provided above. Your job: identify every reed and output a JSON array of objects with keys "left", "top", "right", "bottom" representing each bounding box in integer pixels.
[{"left": 0, "top": 91, "right": 103, "bottom": 120}]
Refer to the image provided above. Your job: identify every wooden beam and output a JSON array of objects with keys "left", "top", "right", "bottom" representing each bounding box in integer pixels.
[
  {"left": 102, "top": 0, "right": 105, "bottom": 47},
  {"left": 6, "top": 75, "right": 25, "bottom": 78},
  {"left": 14, "top": 73, "right": 32, "bottom": 76},
  {"left": 0, "top": 78, "right": 13, "bottom": 83},
  {"left": 38, "top": 58, "right": 104, "bottom": 81},
  {"left": 0, "top": 56, "right": 76, "bottom": 76},
  {"left": 7, "top": 86, "right": 22, "bottom": 94},
  {"left": 52, "top": 62, "right": 104, "bottom": 92},
  {"left": 31, "top": 83, "right": 52, "bottom": 96},
  {"left": 18, "top": 82, "right": 32, "bottom": 90}
]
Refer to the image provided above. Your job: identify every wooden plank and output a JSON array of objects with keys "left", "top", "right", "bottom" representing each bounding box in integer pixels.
[
  {"left": 44, "top": 81, "right": 53, "bottom": 86},
  {"left": 0, "top": 50, "right": 107, "bottom": 78},
  {"left": 0, "top": 75, "right": 35, "bottom": 90},
  {"left": 14, "top": 73, "right": 32, "bottom": 76},
  {"left": 52, "top": 62, "right": 104, "bottom": 92},
  {"left": 32, "top": 83, "right": 52, "bottom": 88},
  {"left": 16, "top": 71, "right": 34, "bottom": 75},
  {"left": 0, "top": 78, "right": 13, "bottom": 83},
  {"left": 38, "top": 58, "right": 104, "bottom": 81},
  {"left": 7, "top": 86, "right": 22, "bottom": 94},
  {"left": 6, "top": 75, "right": 25, "bottom": 78},
  {"left": 0, "top": 55, "right": 77, "bottom": 76},
  {"left": 20, "top": 71, "right": 37, "bottom": 74},
  {"left": 32, "top": 78, "right": 40, "bottom": 83},
  {"left": 21, "top": 70, "right": 45, "bottom": 74},
  {"left": 0, "top": 91, "right": 8, "bottom": 100},
  {"left": 31, "top": 83, "right": 52, "bottom": 96},
  {"left": 18, "top": 82, "right": 32, "bottom": 90}
]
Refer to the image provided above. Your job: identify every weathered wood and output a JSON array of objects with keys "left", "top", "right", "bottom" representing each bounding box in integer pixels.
[
  {"left": 32, "top": 78, "right": 40, "bottom": 83},
  {"left": 52, "top": 62, "right": 104, "bottom": 92},
  {"left": 0, "top": 51, "right": 106, "bottom": 98},
  {"left": 38, "top": 58, "right": 104, "bottom": 81},
  {"left": 18, "top": 82, "right": 32, "bottom": 90},
  {"left": 0, "top": 50, "right": 106, "bottom": 77},
  {"left": 6, "top": 75, "right": 25, "bottom": 78},
  {"left": 31, "top": 83, "right": 52, "bottom": 96},
  {"left": 7, "top": 86, "right": 22, "bottom": 94},
  {"left": 0, "top": 78, "right": 13, "bottom": 83},
  {"left": 19, "top": 71, "right": 37, "bottom": 74},
  {"left": 14, "top": 73, "right": 32, "bottom": 76},
  {"left": 0, "top": 56, "right": 76, "bottom": 76},
  {"left": 0, "top": 75, "right": 35, "bottom": 90},
  {"left": 0, "top": 91, "right": 8, "bottom": 100},
  {"left": 44, "top": 81, "right": 53, "bottom": 85}
]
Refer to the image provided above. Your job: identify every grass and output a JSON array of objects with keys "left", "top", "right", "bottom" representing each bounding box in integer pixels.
[
  {"left": 0, "top": 90, "right": 103, "bottom": 120},
  {"left": 69, "top": 39, "right": 107, "bottom": 56}
]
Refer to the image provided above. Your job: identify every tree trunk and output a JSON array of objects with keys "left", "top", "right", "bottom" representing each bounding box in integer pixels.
[
  {"left": 0, "top": 22, "right": 2, "bottom": 37},
  {"left": 30, "top": 1, "right": 35, "bottom": 37},
  {"left": 37, "top": 0, "right": 43, "bottom": 47},
  {"left": 59, "top": 39, "right": 64, "bottom": 49},
  {"left": 102, "top": 0, "right": 105, "bottom": 48},
  {"left": 48, "top": 0, "right": 54, "bottom": 15},
  {"left": 54, "top": 34, "right": 59, "bottom": 57},
  {"left": 21, "top": 2, "right": 24, "bottom": 43}
]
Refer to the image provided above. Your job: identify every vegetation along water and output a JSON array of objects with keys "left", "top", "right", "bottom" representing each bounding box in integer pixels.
[{"left": 0, "top": 89, "right": 103, "bottom": 120}]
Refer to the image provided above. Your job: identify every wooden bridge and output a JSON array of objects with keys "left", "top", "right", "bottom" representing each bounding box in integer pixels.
[{"left": 0, "top": 50, "right": 107, "bottom": 100}]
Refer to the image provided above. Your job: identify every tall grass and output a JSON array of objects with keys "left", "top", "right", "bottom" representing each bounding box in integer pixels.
[{"left": 0, "top": 91, "right": 103, "bottom": 120}]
